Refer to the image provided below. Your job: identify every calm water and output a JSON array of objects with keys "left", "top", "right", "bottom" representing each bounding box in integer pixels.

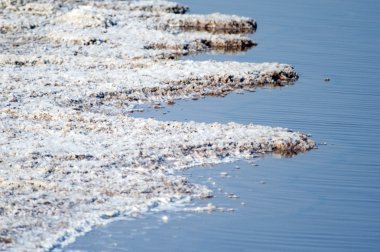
[{"left": 67, "top": 0, "right": 380, "bottom": 251}]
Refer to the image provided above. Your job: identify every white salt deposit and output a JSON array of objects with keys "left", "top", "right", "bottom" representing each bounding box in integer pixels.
[{"left": 0, "top": 0, "right": 315, "bottom": 251}]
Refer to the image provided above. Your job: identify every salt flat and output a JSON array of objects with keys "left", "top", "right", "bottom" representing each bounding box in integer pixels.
[{"left": 0, "top": 1, "right": 314, "bottom": 251}]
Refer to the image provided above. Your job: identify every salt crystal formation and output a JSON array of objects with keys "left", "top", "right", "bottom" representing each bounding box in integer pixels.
[{"left": 0, "top": 0, "right": 315, "bottom": 251}]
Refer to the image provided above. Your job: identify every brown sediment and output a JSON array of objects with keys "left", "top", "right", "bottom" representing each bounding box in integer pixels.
[
  {"left": 153, "top": 13, "right": 257, "bottom": 33},
  {"left": 85, "top": 65, "right": 297, "bottom": 109},
  {"left": 146, "top": 37, "right": 256, "bottom": 53}
]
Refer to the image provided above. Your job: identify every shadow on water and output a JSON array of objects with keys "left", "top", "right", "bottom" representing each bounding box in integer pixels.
[{"left": 67, "top": 0, "right": 380, "bottom": 251}]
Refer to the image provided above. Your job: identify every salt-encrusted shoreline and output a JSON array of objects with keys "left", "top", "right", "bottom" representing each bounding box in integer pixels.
[{"left": 0, "top": 1, "right": 314, "bottom": 251}]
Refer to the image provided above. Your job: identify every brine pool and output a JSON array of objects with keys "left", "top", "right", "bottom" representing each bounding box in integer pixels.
[{"left": 66, "top": 0, "right": 380, "bottom": 251}]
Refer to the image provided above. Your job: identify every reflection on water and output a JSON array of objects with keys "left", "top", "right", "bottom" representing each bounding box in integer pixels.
[{"left": 67, "top": 0, "right": 380, "bottom": 251}]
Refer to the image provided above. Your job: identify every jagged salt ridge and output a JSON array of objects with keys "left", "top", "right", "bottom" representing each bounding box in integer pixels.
[
  {"left": 0, "top": 0, "right": 314, "bottom": 251},
  {"left": 0, "top": 109, "right": 314, "bottom": 251},
  {"left": 1, "top": 0, "right": 256, "bottom": 58},
  {"left": 0, "top": 60, "right": 298, "bottom": 114}
]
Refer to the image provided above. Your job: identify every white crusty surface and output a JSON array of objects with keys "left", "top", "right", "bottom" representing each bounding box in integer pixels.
[{"left": 0, "top": 1, "right": 314, "bottom": 251}]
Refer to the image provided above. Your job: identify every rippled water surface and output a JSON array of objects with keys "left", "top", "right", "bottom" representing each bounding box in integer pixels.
[{"left": 67, "top": 0, "right": 380, "bottom": 251}]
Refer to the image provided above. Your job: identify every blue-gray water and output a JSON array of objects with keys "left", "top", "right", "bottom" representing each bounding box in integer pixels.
[{"left": 67, "top": 0, "right": 380, "bottom": 251}]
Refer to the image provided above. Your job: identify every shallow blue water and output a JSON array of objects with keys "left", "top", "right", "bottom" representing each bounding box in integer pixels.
[{"left": 67, "top": 0, "right": 380, "bottom": 251}]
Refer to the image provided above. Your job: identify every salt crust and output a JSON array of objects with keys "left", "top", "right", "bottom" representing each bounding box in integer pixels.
[{"left": 0, "top": 1, "right": 315, "bottom": 251}]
